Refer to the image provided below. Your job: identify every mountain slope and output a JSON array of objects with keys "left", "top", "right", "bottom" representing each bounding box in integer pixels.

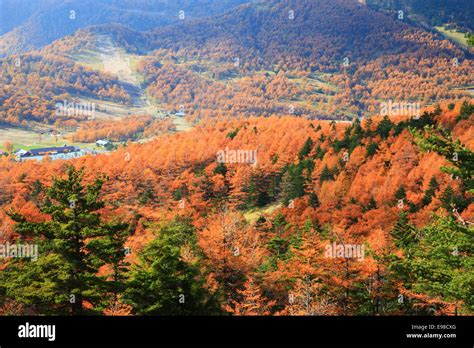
[
  {"left": 1, "top": 0, "right": 472, "bottom": 127},
  {"left": 132, "top": 0, "right": 472, "bottom": 120},
  {"left": 0, "top": 0, "right": 251, "bottom": 56},
  {"left": 145, "top": 0, "right": 471, "bottom": 69},
  {"left": 0, "top": 103, "right": 472, "bottom": 315},
  {"left": 367, "top": 0, "right": 474, "bottom": 31}
]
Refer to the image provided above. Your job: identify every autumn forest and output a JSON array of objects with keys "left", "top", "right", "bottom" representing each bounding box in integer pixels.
[{"left": 0, "top": 0, "right": 473, "bottom": 320}]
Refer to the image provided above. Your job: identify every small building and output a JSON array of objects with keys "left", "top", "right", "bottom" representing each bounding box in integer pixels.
[
  {"left": 16, "top": 146, "right": 86, "bottom": 162},
  {"left": 16, "top": 149, "right": 29, "bottom": 158},
  {"left": 96, "top": 139, "right": 110, "bottom": 147}
]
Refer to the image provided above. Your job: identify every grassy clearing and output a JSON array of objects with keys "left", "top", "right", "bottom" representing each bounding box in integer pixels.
[
  {"left": 171, "top": 115, "right": 193, "bottom": 132},
  {"left": 71, "top": 36, "right": 195, "bottom": 141},
  {"left": 435, "top": 26, "right": 470, "bottom": 48},
  {"left": 0, "top": 126, "right": 95, "bottom": 150},
  {"left": 127, "top": 54, "right": 147, "bottom": 85},
  {"left": 290, "top": 72, "right": 338, "bottom": 93},
  {"left": 71, "top": 49, "right": 105, "bottom": 71},
  {"left": 77, "top": 96, "right": 149, "bottom": 120},
  {"left": 243, "top": 203, "right": 282, "bottom": 224}
]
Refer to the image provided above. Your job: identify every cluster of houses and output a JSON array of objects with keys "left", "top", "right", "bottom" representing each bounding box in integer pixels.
[{"left": 12, "top": 139, "right": 111, "bottom": 162}]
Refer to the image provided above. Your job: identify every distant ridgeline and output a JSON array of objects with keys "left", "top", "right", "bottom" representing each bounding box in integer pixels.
[
  {"left": 0, "top": 0, "right": 472, "bottom": 127},
  {"left": 0, "top": 0, "right": 251, "bottom": 55},
  {"left": 367, "top": 0, "right": 474, "bottom": 31}
]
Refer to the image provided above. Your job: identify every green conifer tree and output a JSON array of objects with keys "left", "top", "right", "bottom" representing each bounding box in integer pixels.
[
  {"left": 124, "top": 218, "right": 220, "bottom": 315},
  {"left": 2, "top": 166, "right": 128, "bottom": 315}
]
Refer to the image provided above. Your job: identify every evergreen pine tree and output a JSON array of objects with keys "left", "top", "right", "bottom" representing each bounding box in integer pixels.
[
  {"left": 88, "top": 220, "right": 130, "bottom": 311},
  {"left": 391, "top": 216, "right": 474, "bottom": 314},
  {"left": 309, "top": 192, "right": 320, "bottom": 208},
  {"left": 421, "top": 176, "right": 439, "bottom": 206},
  {"left": 3, "top": 166, "right": 128, "bottom": 315},
  {"left": 364, "top": 118, "right": 373, "bottom": 136},
  {"left": 124, "top": 218, "right": 220, "bottom": 315},
  {"left": 280, "top": 164, "right": 305, "bottom": 204},
  {"left": 440, "top": 185, "right": 455, "bottom": 211},
  {"left": 411, "top": 125, "right": 474, "bottom": 193},
  {"left": 376, "top": 115, "right": 393, "bottom": 139},
  {"left": 395, "top": 185, "right": 407, "bottom": 201},
  {"left": 391, "top": 212, "right": 417, "bottom": 249},
  {"left": 320, "top": 164, "right": 334, "bottom": 183},
  {"left": 366, "top": 141, "right": 379, "bottom": 158},
  {"left": 298, "top": 137, "right": 314, "bottom": 160},
  {"left": 214, "top": 162, "right": 228, "bottom": 176},
  {"left": 364, "top": 197, "right": 377, "bottom": 211}
]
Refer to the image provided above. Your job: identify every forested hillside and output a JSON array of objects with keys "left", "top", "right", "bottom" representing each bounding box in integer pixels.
[
  {"left": 0, "top": 0, "right": 250, "bottom": 55},
  {"left": 0, "top": 0, "right": 472, "bottom": 319},
  {"left": 1, "top": 0, "right": 472, "bottom": 130},
  {"left": 0, "top": 53, "right": 130, "bottom": 126},
  {"left": 0, "top": 103, "right": 472, "bottom": 315},
  {"left": 368, "top": 0, "right": 474, "bottom": 30},
  {"left": 137, "top": 0, "right": 473, "bottom": 120}
]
